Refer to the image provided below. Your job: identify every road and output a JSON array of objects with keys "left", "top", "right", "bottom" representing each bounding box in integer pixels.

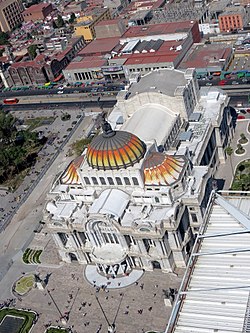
[{"left": 0, "top": 114, "right": 96, "bottom": 299}]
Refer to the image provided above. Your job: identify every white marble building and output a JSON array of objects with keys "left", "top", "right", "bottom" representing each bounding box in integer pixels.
[{"left": 43, "top": 68, "right": 235, "bottom": 277}]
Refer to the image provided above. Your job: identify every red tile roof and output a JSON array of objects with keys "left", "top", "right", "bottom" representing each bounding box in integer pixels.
[
  {"left": 122, "top": 21, "right": 196, "bottom": 38},
  {"left": 179, "top": 44, "right": 232, "bottom": 69},
  {"left": 79, "top": 37, "right": 120, "bottom": 56},
  {"left": 65, "top": 57, "right": 107, "bottom": 70},
  {"left": 23, "top": 2, "right": 50, "bottom": 14},
  {"left": 95, "top": 19, "right": 120, "bottom": 26}
]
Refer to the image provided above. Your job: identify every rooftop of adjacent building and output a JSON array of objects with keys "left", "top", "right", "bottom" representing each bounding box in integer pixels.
[
  {"left": 219, "top": 4, "right": 246, "bottom": 16},
  {"left": 23, "top": 2, "right": 51, "bottom": 14},
  {"left": 166, "top": 191, "right": 250, "bottom": 333},
  {"left": 121, "top": 20, "right": 197, "bottom": 39},
  {"left": 178, "top": 43, "right": 232, "bottom": 69}
]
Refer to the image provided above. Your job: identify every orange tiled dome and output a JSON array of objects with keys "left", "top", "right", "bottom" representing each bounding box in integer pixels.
[
  {"left": 86, "top": 121, "right": 146, "bottom": 170},
  {"left": 143, "top": 152, "right": 185, "bottom": 186},
  {"left": 61, "top": 156, "right": 84, "bottom": 184}
]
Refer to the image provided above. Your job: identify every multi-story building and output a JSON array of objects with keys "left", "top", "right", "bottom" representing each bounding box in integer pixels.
[
  {"left": 74, "top": 7, "right": 111, "bottom": 42},
  {"left": 219, "top": 6, "right": 249, "bottom": 32},
  {"left": 43, "top": 68, "right": 235, "bottom": 277},
  {"left": 22, "top": 3, "right": 53, "bottom": 22},
  {"left": 0, "top": 0, "right": 23, "bottom": 32},
  {"left": 7, "top": 36, "right": 85, "bottom": 86},
  {"left": 63, "top": 21, "right": 201, "bottom": 84}
]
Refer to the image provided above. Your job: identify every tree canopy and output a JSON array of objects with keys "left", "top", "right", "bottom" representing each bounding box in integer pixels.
[
  {"left": 0, "top": 111, "right": 43, "bottom": 186},
  {"left": 0, "top": 32, "right": 9, "bottom": 45},
  {"left": 56, "top": 15, "right": 65, "bottom": 28},
  {"left": 27, "top": 44, "right": 38, "bottom": 60}
]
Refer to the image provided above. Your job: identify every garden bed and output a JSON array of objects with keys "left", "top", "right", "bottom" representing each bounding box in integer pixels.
[
  {"left": 231, "top": 159, "right": 250, "bottom": 191},
  {"left": 22, "top": 248, "right": 43, "bottom": 264},
  {"left": 0, "top": 308, "right": 36, "bottom": 333}
]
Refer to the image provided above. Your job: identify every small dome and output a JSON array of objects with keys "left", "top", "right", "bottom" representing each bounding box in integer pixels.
[
  {"left": 143, "top": 152, "right": 185, "bottom": 186},
  {"left": 61, "top": 156, "right": 84, "bottom": 184},
  {"left": 86, "top": 121, "right": 146, "bottom": 170}
]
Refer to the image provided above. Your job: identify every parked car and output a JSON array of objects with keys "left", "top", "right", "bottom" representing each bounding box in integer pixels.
[
  {"left": 206, "top": 82, "right": 212, "bottom": 86},
  {"left": 237, "top": 115, "right": 246, "bottom": 120},
  {"left": 57, "top": 90, "right": 64, "bottom": 94},
  {"left": 232, "top": 81, "right": 239, "bottom": 85}
]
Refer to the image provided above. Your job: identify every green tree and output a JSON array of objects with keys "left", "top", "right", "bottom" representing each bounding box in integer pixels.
[
  {"left": 27, "top": 44, "right": 38, "bottom": 60},
  {"left": 0, "top": 111, "right": 16, "bottom": 144},
  {"left": 69, "top": 13, "right": 76, "bottom": 24},
  {"left": 0, "top": 32, "right": 9, "bottom": 45},
  {"left": 56, "top": 15, "right": 65, "bottom": 28}
]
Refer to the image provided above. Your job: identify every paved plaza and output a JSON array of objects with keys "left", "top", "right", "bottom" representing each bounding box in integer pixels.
[
  {"left": 216, "top": 119, "right": 250, "bottom": 189},
  {"left": 15, "top": 262, "right": 182, "bottom": 333}
]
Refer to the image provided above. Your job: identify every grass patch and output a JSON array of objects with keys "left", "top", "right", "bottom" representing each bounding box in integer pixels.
[
  {"left": 24, "top": 117, "right": 55, "bottom": 131},
  {"left": 0, "top": 308, "right": 36, "bottom": 333},
  {"left": 231, "top": 159, "right": 250, "bottom": 191},
  {"left": 14, "top": 275, "right": 34, "bottom": 296},
  {"left": 71, "top": 138, "right": 92, "bottom": 156}
]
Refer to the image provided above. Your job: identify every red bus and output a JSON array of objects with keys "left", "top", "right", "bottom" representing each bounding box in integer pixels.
[{"left": 3, "top": 98, "right": 19, "bottom": 104}]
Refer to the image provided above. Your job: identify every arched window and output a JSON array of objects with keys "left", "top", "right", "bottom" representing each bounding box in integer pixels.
[
  {"left": 124, "top": 177, "right": 130, "bottom": 185},
  {"left": 115, "top": 177, "right": 122, "bottom": 185},
  {"left": 155, "top": 197, "right": 160, "bottom": 203},
  {"left": 91, "top": 177, "right": 98, "bottom": 185},
  {"left": 84, "top": 177, "right": 90, "bottom": 185},
  {"left": 132, "top": 177, "right": 139, "bottom": 185},
  {"left": 107, "top": 177, "right": 114, "bottom": 185},
  {"left": 100, "top": 177, "right": 106, "bottom": 185}
]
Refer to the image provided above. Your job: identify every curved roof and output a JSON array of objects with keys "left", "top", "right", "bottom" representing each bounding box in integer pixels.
[
  {"left": 143, "top": 152, "right": 185, "bottom": 186},
  {"left": 61, "top": 156, "right": 84, "bottom": 184},
  {"left": 86, "top": 121, "right": 146, "bottom": 170},
  {"left": 89, "top": 189, "right": 130, "bottom": 220},
  {"left": 122, "top": 103, "right": 177, "bottom": 145}
]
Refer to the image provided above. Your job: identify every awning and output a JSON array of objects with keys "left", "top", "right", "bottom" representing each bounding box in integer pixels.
[{"left": 53, "top": 73, "right": 64, "bottom": 82}]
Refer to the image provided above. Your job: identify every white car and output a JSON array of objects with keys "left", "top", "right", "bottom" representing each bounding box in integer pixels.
[
  {"left": 58, "top": 86, "right": 64, "bottom": 90},
  {"left": 57, "top": 90, "right": 64, "bottom": 94}
]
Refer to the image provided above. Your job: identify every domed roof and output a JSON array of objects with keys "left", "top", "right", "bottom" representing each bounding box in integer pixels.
[
  {"left": 86, "top": 120, "right": 146, "bottom": 170},
  {"left": 61, "top": 156, "right": 84, "bottom": 184},
  {"left": 143, "top": 152, "right": 185, "bottom": 186}
]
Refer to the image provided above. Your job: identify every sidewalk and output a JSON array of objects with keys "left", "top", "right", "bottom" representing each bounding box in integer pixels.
[{"left": 216, "top": 120, "right": 250, "bottom": 189}]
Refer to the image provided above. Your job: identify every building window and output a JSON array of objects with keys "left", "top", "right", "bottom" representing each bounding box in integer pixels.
[
  {"left": 107, "top": 177, "right": 114, "bottom": 185},
  {"left": 91, "top": 177, "right": 98, "bottom": 185},
  {"left": 115, "top": 177, "right": 122, "bottom": 185},
  {"left": 132, "top": 177, "right": 139, "bottom": 185},
  {"left": 124, "top": 177, "right": 130, "bottom": 185},
  {"left": 100, "top": 177, "right": 106, "bottom": 185},
  {"left": 155, "top": 197, "right": 160, "bottom": 203},
  {"left": 84, "top": 177, "right": 90, "bottom": 185},
  {"left": 191, "top": 213, "right": 198, "bottom": 223}
]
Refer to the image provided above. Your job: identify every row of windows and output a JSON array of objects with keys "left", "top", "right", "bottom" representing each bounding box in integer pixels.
[{"left": 83, "top": 176, "right": 139, "bottom": 186}]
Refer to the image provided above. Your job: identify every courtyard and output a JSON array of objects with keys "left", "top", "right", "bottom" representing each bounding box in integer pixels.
[{"left": 11, "top": 261, "right": 182, "bottom": 333}]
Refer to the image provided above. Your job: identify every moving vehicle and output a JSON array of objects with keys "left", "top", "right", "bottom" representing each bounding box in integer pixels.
[
  {"left": 218, "top": 80, "right": 227, "bottom": 85},
  {"left": 3, "top": 98, "right": 19, "bottom": 104}
]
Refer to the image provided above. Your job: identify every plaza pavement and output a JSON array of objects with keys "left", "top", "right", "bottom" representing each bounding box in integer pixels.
[
  {"left": 16, "top": 263, "right": 182, "bottom": 333},
  {"left": 215, "top": 120, "right": 250, "bottom": 189}
]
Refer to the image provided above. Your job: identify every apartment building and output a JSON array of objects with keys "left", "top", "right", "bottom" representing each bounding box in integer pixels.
[
  {"left": 0, "top": 0, "right": 23, "bottom": 32},
  {"left": 219, "top": 6, "right": 249, "bottom": 32}
]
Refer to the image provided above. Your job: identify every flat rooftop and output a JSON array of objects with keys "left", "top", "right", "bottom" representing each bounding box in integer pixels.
[{"left": 129, "top": 68, "right": 187, "bottom": 97}]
